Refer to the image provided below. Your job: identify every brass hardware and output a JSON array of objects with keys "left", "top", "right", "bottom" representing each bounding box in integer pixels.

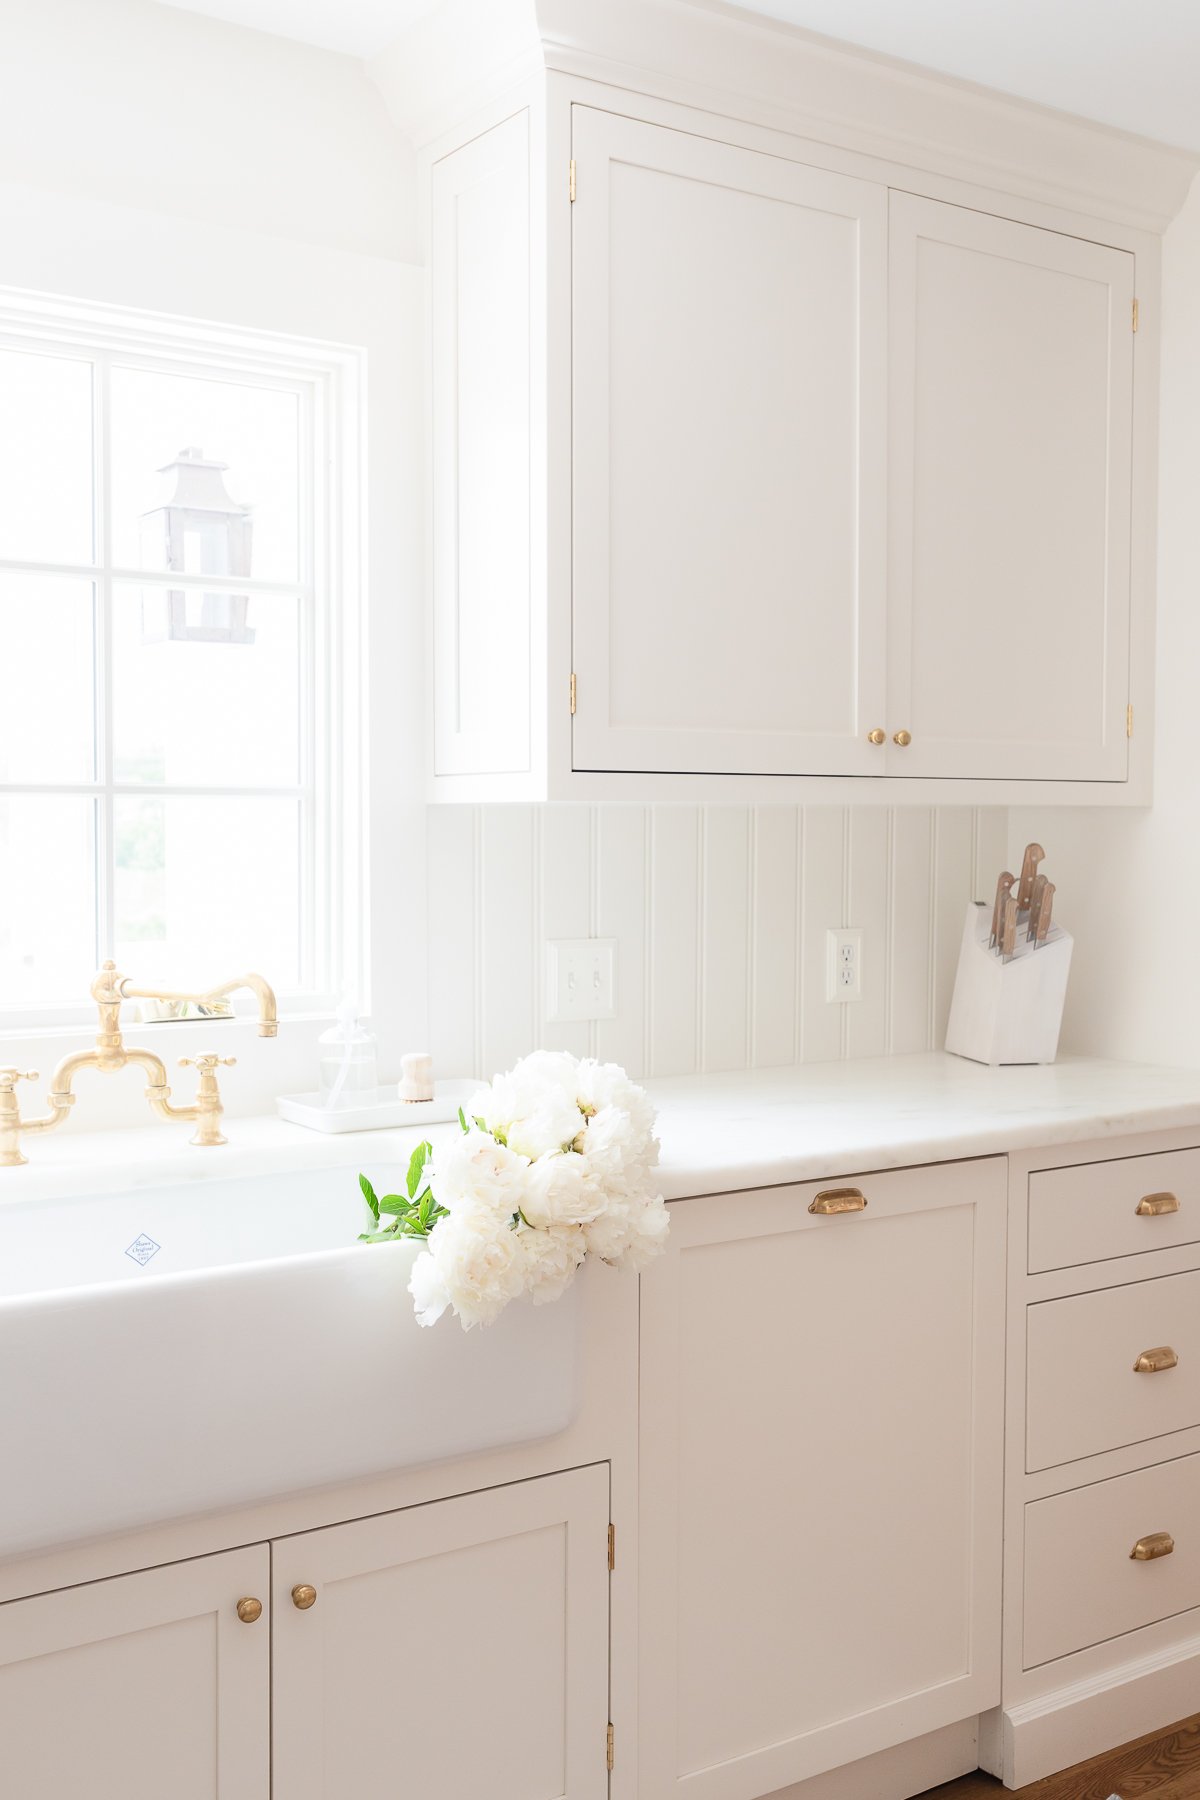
[
  {"left": 608, "top": 1523, "right": 615, "bottom": 1571},
  {"left": 809, "top": 1187, "right": 868, "bottom": 1216},
  {"left": 569, "top": 159, "right": 576, "bottom": 203},
  {"left": 1136, "top": 1192, "right": 1180, "bottom": 1217},
  {"left": 291, "top": 1583, "right": 318, "bottom": 1610},
  {"left": 236, "top": 1596, "right": 263, "bottom": 1624},
  {"left": 1131, "top": 1531, "right": 1174, "bottom": 1561},
  {"left": 867, "top": 728, "right": 886, "bottom": 745},
  {"left": 4, "top": 963, "right": 276, "bottom": 1166},
  {"left": 893, "top": 730, "right": 912, "bottom": 747},
  {"left": 569, "top": 671, "right": 577, "bottom": 715},
  {"left": 606, "top": 1723, "right": 614, "bottom": 1772},
  {"left": 1133, "top": 1346, "right": 1179, "bottom": 1374},
  {"left": 1132, "top": 297, "right": 1139, "bottom": 333},
  {"left": 1126, "top": 702, "right": 1135, "bottom": 738}
]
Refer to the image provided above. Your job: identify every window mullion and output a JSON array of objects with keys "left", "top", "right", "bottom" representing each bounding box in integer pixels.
[{"left": 94, "top": 350, "right": 115, "bottom": 967}]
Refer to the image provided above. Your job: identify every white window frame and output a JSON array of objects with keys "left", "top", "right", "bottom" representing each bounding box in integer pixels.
[{"left": 0, "top": 286, "right": 367, "bottom": 1032}]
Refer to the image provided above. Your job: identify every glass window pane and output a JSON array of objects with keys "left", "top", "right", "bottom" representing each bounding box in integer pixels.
[
  {"left": 111, "top": 584, "right": 301, "bottom": 787},
  {"left": 109, "top": 367, "right": 300, "bottom": 582},
  {"left": 0, "top": 796, "right": 97, "bottom": 1007},
  {"left": 113, "top": 796, "right": 301, "bottom": 991},
  {"left": 0, "top": 348, "right": 94, "bottom": 565},
  {"left": 0, "top": 575, "right": 96, "bottom": 783}
]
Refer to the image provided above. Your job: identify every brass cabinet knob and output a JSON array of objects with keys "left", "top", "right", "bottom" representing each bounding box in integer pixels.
[
  {"left": 236, "top": 1597, "right": 263, "bottom": 1624},
  {"left": 1130, "top": 1532, "right": 1175, "bottom": 1561},
  {"left": 1136, "top": 1192, "right": 1180, "bottom": 1216},
  {"left": 893, "top": 730, "right": 912, "bottom": 747},
  {"left": 808, "top": 1187, "right": 868, "bottom": 1216},
  {"left": 867, "top": 729, "right": 886, "bottom": 746},
  {"left": 1133, "top": 1346, "right": 1179, "bottom": 1374},
  {"left": 291, "top": 1583, "right": 318, "bottom": 1610}
]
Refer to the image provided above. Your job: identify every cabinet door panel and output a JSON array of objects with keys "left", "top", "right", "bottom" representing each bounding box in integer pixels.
[
  {"left": 639, "top": 1162, "right": 1005, "bottom": 1800},
  {"left": 888, "top": 193, "right": 1134, "bottom": 780},
  {"left": 0, "top": 1545, "right": 269, "bottom": 1800},
  {"left": 272, "top": 1467, "right": 610, "bottom": 1800},
  {"left": 572, "top": 106, "right": 887, "bottom": 776}
]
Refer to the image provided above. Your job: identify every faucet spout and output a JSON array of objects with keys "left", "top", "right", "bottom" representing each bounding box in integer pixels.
[{"left": 116, "top": 970, "right": 278, "bottom": 1037}]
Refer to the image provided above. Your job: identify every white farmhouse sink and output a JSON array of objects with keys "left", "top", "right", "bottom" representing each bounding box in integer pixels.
[{"left": 0, "top": 1156, "right": 579, "bottom": 1558}]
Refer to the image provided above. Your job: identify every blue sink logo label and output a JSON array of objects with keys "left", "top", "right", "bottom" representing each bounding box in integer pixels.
[{"left": 125, "top": 1234, "right": 161, "bottom": 1267}]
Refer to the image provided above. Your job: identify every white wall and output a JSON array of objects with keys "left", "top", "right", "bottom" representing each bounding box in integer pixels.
[
  {"left": 1009, "top": 171, "right": 1200, "bottom": 1067},
  {"left": 0, "top": 0, "right": 426, "bottom": 1127},
  {"left": 427, "top": 804, "right": 1007, "bottom": 1081}
]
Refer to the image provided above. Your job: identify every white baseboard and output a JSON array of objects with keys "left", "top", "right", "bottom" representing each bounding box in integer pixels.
[
  {"left": 763, "top": 1718, "right": 979, "bottom": 1800},
  {"left": 1000, "top": 1631, "right": 1200, "bottom": 1788}
]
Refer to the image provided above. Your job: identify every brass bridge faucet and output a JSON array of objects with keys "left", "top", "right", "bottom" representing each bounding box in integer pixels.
[{"left": 0, "top": 962, "right": 277, "bottom": 1167}]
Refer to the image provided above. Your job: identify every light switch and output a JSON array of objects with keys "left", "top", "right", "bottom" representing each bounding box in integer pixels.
[{"left": 547, "top": 939, "right": 617, "bottom": 1023}]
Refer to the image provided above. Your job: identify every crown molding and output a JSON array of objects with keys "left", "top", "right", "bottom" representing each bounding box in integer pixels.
[{"left": 370, "top": 0, "right": 1198, "bottom": 231}]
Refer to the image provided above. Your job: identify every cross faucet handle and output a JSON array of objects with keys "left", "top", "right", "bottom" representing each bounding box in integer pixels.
[
  {"left": 0, "top": 1068, "right": 38, "bottom": 1091},
  {"left": 178, "top": 1055, "right": 237, "bottom": 1073}
]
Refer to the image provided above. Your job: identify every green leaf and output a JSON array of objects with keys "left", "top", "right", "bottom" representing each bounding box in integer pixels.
[
  {"left": 406, "top": 1141, "right": 432, "bottom": 1199},
  {"left": 358, "top": 1172, "right": 380, "bottom": 1224},
  {"left": 378, "top": 1194, "right": 408, "bottom": 1215},
  {"left": 357, "top": 1228, "right": 401, "bottom": 1244},
  {"left": 458, "top": 1106, "right": 469, "bottom": 1134}
]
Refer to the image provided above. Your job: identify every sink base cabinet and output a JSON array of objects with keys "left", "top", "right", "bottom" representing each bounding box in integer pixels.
[
  {"left": 638, "top": 1160, "right": 1006, "bottom": 1799},
  {"left": 0, "top": 1545, "right": 270, "bottom": 1800}
]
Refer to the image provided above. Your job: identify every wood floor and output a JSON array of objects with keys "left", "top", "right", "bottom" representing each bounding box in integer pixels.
[{"left": 918, "top": 1714, "right": 1200, "bottom": 1800}]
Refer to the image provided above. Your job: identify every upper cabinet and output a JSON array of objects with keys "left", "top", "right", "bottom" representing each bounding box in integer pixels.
[
  {"left": 888, "top": 195, "right": 1135, "bottom": 782},
  {"left": 410, "top": 0, "right": 1181, "bottom": 804}
]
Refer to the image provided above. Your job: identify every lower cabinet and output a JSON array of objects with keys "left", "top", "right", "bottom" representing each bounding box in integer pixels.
[
  {"left": 272, "top": 1465, "right": 612, "bottom": 1799},
  {"left": 638, "top": 1160, "right": 1006, "bottom": 1799},
  {"left": 0, "top": 1467, "right": 609, "bottom": 1800},
  {"left": 0, "top": 1544, "right": 270, "bottom": 1800}
]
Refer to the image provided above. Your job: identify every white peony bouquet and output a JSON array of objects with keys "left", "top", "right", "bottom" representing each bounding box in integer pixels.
[{"left": 356, "top": 1051, "right": 668, "bottom": 1330}]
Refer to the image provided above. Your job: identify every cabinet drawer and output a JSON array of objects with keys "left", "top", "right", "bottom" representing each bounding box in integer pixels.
[
  {"left": 1028, "top": 1150, "right": 1200, "bottom": 1273},
  {"left": 1024, "top": 1453, "right": 1200, "bottom": 1667},
  {"left": 1027, "top": 1269, "right": 1200, "bottom": 1470}
]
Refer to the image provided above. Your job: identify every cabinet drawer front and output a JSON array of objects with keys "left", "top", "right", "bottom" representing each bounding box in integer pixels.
[
  {"left": 1024, "top": 1454, "right": 1200, "bottom": 1667},
  {"left": 1027, "top": 1269, "right": 1200, "bottom": 1471},
  {"left": 1028, "top": 1150, "right": 1200, "bottom": 1272}
]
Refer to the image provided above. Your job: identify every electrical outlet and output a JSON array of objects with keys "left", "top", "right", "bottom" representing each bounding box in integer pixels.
[
  {"left": 826, "top": 928, "right": 863, "bottom": 1002},
  {"left": 547, "top": 938, "right": 617, "bottom": 1023}
]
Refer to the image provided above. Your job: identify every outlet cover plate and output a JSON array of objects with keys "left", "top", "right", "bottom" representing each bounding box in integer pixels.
[
  {"left": 826, "top": 928, "right": 863, "bottom": 1002},
  {"left": 547, "top": 939, "right": 618, "bottom": 1023}
]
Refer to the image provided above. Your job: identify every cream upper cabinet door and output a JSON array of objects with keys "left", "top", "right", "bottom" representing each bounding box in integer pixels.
[
  {"left": 0, "top": 1545, "right": 269, "bottom": 1800},
  {"left": 272, "top": 1467, "right": 611, "bottom": 1800},
  {"left": 888, "top": 193, "right": 1134, "bottom": 781},
  {"left": 639, "top": 1161, "right": 1006, "bottom": 1800},
  {"left": 571, "top": 107, "right": 888, "bottom": 776}
]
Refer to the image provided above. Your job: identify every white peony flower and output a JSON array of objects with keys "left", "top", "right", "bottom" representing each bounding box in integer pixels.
[
  {"left": 411, "top": 1201, "right": 529, "bottom": 1331},
  {"left": 519, "top": 1150, "right": 604, "bottom": 1229},
  {"left": 582, "top": 1190, "right": 670, "bottom": 1271},
  {"left": 520, "top": 1221, "right": 587, "bottom": 1305},
  {"left": 470, "top": 1051, "right": 580, "bottom": 1144},
  {"left": 506, "top": 1092, "right": 586, "bottom": 1161},
  {"left": 430, "top": 1129, "right": 528, "bottom": 1219},
  {"left": 408, "top": 1243, "right": 453, "bottom": 1329}
]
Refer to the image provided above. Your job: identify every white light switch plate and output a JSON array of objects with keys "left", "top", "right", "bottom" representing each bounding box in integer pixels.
[{"left": 547, "top": 939, "right": 617, "bottom": 1023}]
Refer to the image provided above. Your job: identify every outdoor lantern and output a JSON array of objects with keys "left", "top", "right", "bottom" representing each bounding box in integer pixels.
[{"left": 140, "top": 446, "right": 255, "bottom": 644}]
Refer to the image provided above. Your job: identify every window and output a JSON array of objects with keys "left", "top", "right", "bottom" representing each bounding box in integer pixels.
[{"left": 0, "top": 293, "right": 364, "bottom": 1024}]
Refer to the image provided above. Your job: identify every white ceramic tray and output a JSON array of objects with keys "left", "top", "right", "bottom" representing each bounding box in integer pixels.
[{"left": 277, "top": 1080, "right": 478, "bottom": 1135}]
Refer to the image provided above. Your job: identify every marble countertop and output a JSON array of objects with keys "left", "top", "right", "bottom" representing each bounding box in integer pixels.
[{"left": 5, "top": 1052, "right": 1200, "bottom": 1208}]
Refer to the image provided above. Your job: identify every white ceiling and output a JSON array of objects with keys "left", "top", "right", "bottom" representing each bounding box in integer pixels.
[{"left": 153, "top": 0, "right": 1200, "bottom": 152}]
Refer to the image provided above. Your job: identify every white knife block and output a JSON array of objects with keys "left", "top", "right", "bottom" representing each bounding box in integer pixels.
[{"left": 945, "top": 901, "right": 1073, "bottom": 1066}]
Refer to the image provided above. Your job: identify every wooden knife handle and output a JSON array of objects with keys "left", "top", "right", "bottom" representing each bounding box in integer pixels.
[{"left": 1017, "top": 843, "right": 1045, "bottom": 911}]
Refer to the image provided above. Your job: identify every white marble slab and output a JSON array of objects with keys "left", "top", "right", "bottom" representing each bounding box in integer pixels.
[{"left": 4, "top": 1052, "right": 1200, "bottom": 1210}]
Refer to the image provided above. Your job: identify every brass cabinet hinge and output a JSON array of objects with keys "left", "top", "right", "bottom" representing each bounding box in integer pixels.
[
  {"left": 1132, "top": 297, "right": 1140, "bottom": 333},
  {"left": 1127, "top": 702, "right": 1134, "bottom": 738},
  {"left": 569, "top": 159, "right": 576, "bottom": 203},
  {"left": 606, "top": 1723, "right": 615, "bottom": 1772},
  {"left": 607, "top": 1523, "right": 615, "bottom": 1570},
  {"left": 570, "top": 671, "right": 577, "bottom": 715}
]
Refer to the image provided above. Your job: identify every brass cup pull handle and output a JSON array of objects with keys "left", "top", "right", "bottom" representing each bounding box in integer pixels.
[
  {"left": 291, "top": 1583, "right": 318, "bottom": 1610},
  {"left": 893, "top": 730, "right": 912, "bottom": 747},
  {"left": 1136, "top": 1191, "right": 1180, "bottom": 1217},
  {"left": 1133, "top": 1346, "right": 1179, "bottom": 1374},
  {"left": 809, "top": 1187, "right": 868, "bottom": 1216},
  {"left": 236, "top": 1596, "right": 263, "bottom": 1624},
  {"left": 1131, "top": 1532, "right": 1175, "bottom": 1562}
]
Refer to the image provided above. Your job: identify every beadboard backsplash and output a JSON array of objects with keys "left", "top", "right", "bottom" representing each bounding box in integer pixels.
[{"left": 427, "top": 806, "right": 1007, "bottom": 1083}]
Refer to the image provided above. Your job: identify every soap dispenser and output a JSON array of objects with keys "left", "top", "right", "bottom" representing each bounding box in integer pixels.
[{"left": 318, "top": 992, "right": 379, "bottom": 1107}]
